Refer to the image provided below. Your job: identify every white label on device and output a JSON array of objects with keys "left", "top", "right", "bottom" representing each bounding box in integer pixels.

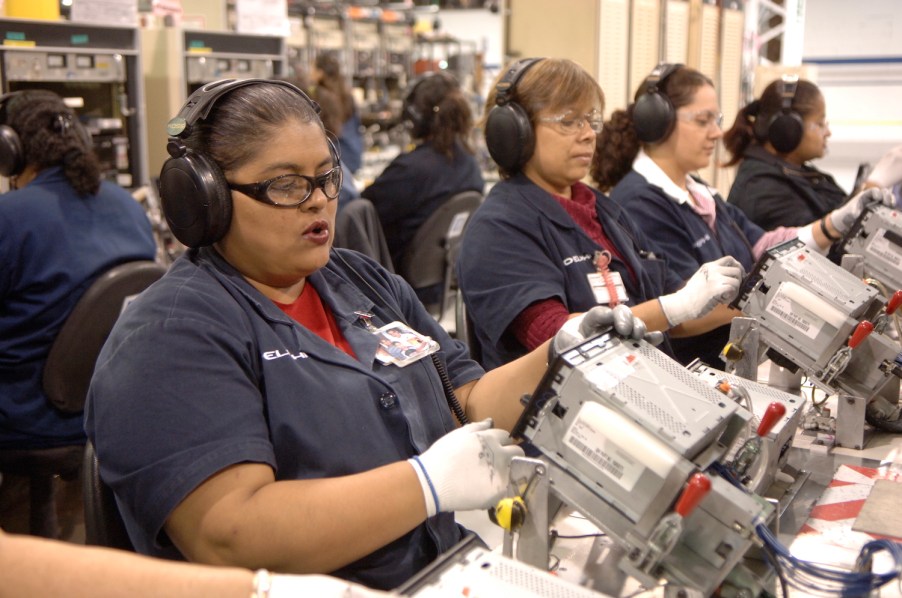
[
  {"left": 765, "top": 289, "right": 823, "bottom": 340},
  {"left": 564, "top": 406, "right": 642, "bottom": 492},
  {"left": 866, "top": 228, "right": 902, "bottom": 268}
]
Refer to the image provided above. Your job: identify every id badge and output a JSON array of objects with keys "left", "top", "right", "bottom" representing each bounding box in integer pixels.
[
  {"left": 373, "top": 321, "right": 440, "bottom": 367},
  {"left": 587, "top": 272, "right": 629, "bottom": 305}
]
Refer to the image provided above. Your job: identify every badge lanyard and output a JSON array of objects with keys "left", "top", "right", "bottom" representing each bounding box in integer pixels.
[{"left": 587, "top": 250, "right": 628, "bottom": 306}]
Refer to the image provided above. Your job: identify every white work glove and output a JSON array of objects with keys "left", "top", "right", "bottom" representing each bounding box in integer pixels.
[
  {"left": 409, "top": 419, "right": 523, "bottom": 517},
  {"left": 552, "top": 304, "right": 663, "bottom": 357},
  {"left": 658, "top": 256, "right": 744, "bottom": 327},
  {"left": 867, "top": 145, "right": 902, "bottom": 189},
  {"left": 829, "top": 187, "right": 896, "bottom": 235},
  {"left": 270, "top": 574, "right": 394, "bottom": 597}
]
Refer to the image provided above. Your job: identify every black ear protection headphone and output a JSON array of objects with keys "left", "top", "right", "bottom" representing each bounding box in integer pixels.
[
  {"left": 484, "top": 57, "right": 544, "bottom": 173},
  {"left": 402, "top": 71, "right": 458, "bottom": 139},
  {"left": 0, "top": 90, "right": 93, "bottom": 178},
  {"left": 158, "top": 78, "right": 325, "bottom": 248},
  {"left": 758, "top": 74, "right": 804, "bottom": 154},
  {"left": 632, "top": 63, "right": 683, "bottom": 144}
]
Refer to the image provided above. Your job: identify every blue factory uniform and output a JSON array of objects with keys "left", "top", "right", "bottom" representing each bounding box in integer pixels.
[
  {"left": 85, "top": 247, "right": 482, "bottom": 591},
  {"left": 611, "top": 170, "right": 762, "bottom": 366},
  {"left": 458, "top": 174, "right": 680, "bottom": 370},
  {"left": 362, "top": 140, "right": 484, "bottom": 269},
  {"left": 0, "top": 167, "right": 156, "bottom": 449}
]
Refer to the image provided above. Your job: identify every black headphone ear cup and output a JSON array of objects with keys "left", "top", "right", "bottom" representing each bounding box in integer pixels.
[
  {"left": 633, "top": 91, "right": 675, "bottom": 143},
  {"left": 0, "top": 123, "right": 25, "bottom": 177},
  {"left": 484, "top": 101, "right": 534, "bottom": 173},
  {"left": 767, "top": 111, "right": 804, "bottom": 153},
  {"left": 159, "top": 149, "right": 233, "bottom": 248}
]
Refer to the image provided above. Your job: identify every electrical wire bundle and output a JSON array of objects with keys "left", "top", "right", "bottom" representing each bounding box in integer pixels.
[{"left": 756, "top": 522, "right": 902, "bottom": 596}]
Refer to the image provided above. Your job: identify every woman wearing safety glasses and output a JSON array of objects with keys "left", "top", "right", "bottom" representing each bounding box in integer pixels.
[
  {"left": 592, "top": 63, "right": 893, "bottom": 365},
  {"left": 86, "top": 78, "right": 656, "bottom": 592},
  {"left": 458, "top": 58, "right": 746, "bottom": 370}
]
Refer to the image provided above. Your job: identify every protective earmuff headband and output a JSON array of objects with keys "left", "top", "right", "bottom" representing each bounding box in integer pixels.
[
  {"left": 484, "top": 57, "right": 544, "bottom": 173},
  {"left": 764, "top": 74, "right": 804, "bottom": 154},
  {"left": 165, "top": 78, "right": 320, "bottom": 143},
  {"left": 632, "top": 62, "right": 683, "bottom": 144},
  {"left": 159, "top": 78, "right": 324, "bottom": 249}
]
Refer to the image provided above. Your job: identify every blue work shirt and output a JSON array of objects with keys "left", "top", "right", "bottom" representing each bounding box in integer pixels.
[
  {"left": 458, "top": 174, "right": 680, "bottom": 370},
  {"left": 611, "top": 170, "right": 762, "bottom": 366},
  {"left": 0, "top": 167, "right": 156, "bottom": 449},
  {"left": 339, "top": 111, "right": 364, "bottom": 175},
  {"left": 362, "top": 140, "right": 484, "bottom": 270},
  {"left": 85, "top": 247, "right": 482, "bottom": 590}
]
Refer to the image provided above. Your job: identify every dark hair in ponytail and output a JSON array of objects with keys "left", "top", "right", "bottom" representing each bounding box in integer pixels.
[
  {"left": 723, "top": 78, "right": 822, "bottom": 166},
  {"left": 721, "top": 100, "right": 760, "bottom": 167},
  {"left": 592, "top": 107, "right": 640, "bottom": 192},
  {"left": 8, "top": 90, "right": 101, "bottom": 196},
  {"left": 592, "top": 65, "right": 712, "bottom": 191},
  {"left": 407, "top": 72, "right": 474, "bottom": 158}
]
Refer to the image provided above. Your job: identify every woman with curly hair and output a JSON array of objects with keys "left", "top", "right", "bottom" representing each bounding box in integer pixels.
[{"left": 592, "top": 64, "right": 893, "bottom": 365}]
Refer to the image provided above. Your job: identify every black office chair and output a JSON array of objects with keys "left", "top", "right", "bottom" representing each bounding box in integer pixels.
[
  {"left": 0, "top": 260, "right": 166, "bottom": 538},
  {"left": 398, "top": 190, "right": 483, "bottom": 320},
  {"left": 82, "top": 440, "right": 134, "bottom": 550},
  {"left": 334, "top": 198, "right": 395, "bottom": 273}
]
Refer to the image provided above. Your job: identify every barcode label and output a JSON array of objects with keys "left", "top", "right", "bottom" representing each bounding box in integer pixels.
[
  {"left": 765, "top": 291, "right": 822, "bottom": 340},
  {"left": 867, "top": 229, "right": 902, "bottom": 267},
  {"left": 569, "top": 437, "right": 624, "bottom": 480},
  {"left": 564, "top": 416, "right": 640, "bottom": 492}
]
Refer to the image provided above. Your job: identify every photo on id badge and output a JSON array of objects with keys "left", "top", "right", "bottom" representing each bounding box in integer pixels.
[{"left": 374, "top": 321, "right": 439, "bottom": 367}]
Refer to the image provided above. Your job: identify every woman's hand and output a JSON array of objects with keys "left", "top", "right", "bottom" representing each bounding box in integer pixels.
[
  {"left": 657, "top": 256, "right": 745, "bottom": 327},
  {"left": 552, "top": 304, "right": 663, "bottom": 357},
  {"left": 866, "top": 145, "right": 902, "bottom": 189},
  {"left": 829, "top": 187, "right": 896, "bottom": 235}
]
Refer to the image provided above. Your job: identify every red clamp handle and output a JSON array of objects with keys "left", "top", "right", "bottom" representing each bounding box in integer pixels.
[
  {"left": 887, "top": 290, "right": 902, "bottom": 315},
  {"left": 674, "top": 473, "right": 711, "bottom": 518},
  {"left": 849, "top": 320, "right": 875, "bottom": 349},
  {"left": 756, "top": 401, "right": 787, "bottom": 437}
]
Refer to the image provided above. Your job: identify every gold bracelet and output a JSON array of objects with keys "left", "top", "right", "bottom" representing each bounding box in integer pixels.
[
  {"left": 251, "top": 569, "right": 272, "bottom": 598},
  {"left": 819, "top": 216, "right": 840, "bottom": 242}
]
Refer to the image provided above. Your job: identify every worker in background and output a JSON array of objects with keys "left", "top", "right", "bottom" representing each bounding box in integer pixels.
[
  {"left": 85, "top": 78, "right": 651, "bottom": 591},
  {"left": 592, "top": 63, "right": 894, "bottom": 366},
  {"left": 306, "top": 83, "right": 361, "bottom": 211},
  {"left": 362, "top": 70, "right": 484, "bottom": 306},
  {"left": 312, "top": 52, "right": 364, "bottom": 176},
  {"left": 722, "top": 77, "right": 847, "bottom": 230},
  {"left": 0, "top": 89, "right": 156, "bottom": 457},
  {"left": 458, "top": 58, "right": 743, "bottom": 371}
]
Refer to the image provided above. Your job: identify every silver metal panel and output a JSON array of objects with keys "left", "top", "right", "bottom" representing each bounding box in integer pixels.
[{"left": 842, "top": 204, "right": 902, "bottom": 294}]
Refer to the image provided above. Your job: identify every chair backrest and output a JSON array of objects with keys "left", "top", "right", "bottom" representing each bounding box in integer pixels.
[
  {"left": 398, "top": 191, "right": 483, "bottom": 319},
  {"left": 82, "top": 440, "right": 134, "bottom": 550},
  {"left": 333, "top": 198, "right": 395, "bottom": 273},
  {"left": 42, "top": 260, "right": 167, "bottom": 413}
]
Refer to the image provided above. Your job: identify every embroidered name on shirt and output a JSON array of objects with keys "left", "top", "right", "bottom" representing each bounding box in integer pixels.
[
  {"left": 263, "top": 349, "right": 309, "bottom": 361},
  {"left": 692, "top": 233, "right": 712, "bottom": 249},
  {"left": 563, "top": 253, "right": 594, "bottom": 266}
]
